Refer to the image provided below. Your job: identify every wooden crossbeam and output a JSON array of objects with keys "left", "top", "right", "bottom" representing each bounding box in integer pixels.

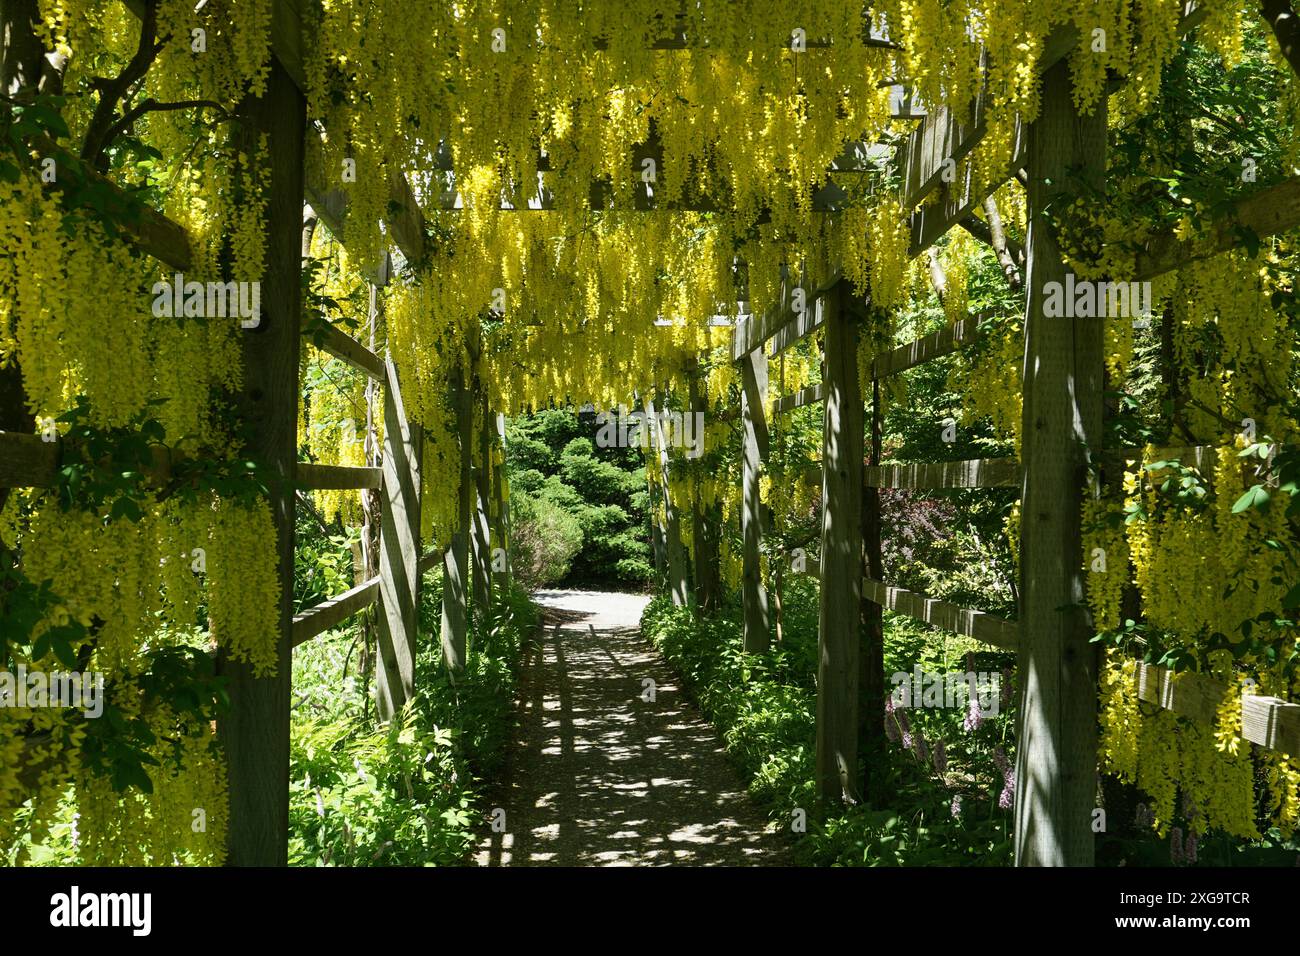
[
  {"left": 1135, "top": 175, "right": 1300, "bottom": 282},
  {"left": 291, "top": 576, "right": 380, "bottom": 647},
  {"left": 773, "top": 383, "right": 825, "bottom": 414},
  {"left": 865, "top": 457, "right": 1020, "bottom": 489},
  {"left": 296, "top": 462, "right": 382, "bottom": 490},
  {"left": 1136, "top": 663, "right": 1300, "bottom": 756},
  {"left": 768, "top": 296, "right": 827, "bottom": 357},
  {"left": 899, "top": 5, "right": 1211, "bottom": 256},
  {"left": 30, "top": 134, "right": 192, "bottom": 271},
  {"left": 872, "top": 315, "right": 983, "bottom": 377},
  {"left": 863, "top": 578, "right": 1019, "bottom": 650},
  {"left": 731, "top": 269, "right": 846, "bottom": 360},
  {"left": 292, "top": 547, "right": 441, "bottom": 648},
  {"left": 908, "top": 116, "right": 1028, "bottom": 257},
  {"left": 310, "top": 324, "right": 386, "bottom": 380}
]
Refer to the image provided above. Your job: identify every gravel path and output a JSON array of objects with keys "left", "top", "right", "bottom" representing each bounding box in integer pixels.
[{"left": 474, "top": 589, "right": 790, "bottom": 866}]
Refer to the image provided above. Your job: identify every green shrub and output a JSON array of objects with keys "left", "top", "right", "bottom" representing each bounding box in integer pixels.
[{"left": 509, "top": 493, "right": 584, "bottom": 589}]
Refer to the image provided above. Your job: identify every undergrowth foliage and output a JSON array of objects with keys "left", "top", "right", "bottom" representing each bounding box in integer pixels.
[
  {"left": 287, "top": 576, "right": 535, "bottom": 867},
  {"left": 642, "top": 586, "right": 1017, "bottom": 866}
]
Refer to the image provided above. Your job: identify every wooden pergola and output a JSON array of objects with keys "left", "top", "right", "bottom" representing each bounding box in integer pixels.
[{"left": 3, "top": 0, "right": 1300, "bottom": 868}]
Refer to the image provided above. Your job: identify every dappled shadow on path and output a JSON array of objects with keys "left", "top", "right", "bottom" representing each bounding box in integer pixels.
[{"left": 475, "top": 590, "right": 790, "bottom": 866}]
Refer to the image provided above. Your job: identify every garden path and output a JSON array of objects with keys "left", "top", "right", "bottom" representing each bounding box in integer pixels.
[{"left": 473, "top": 589, "right": 790, "bottom": 866}]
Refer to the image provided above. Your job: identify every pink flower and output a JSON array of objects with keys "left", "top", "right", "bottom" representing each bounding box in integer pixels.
[
  {"left": 950, "top": 795, "right": 962, "bottom": 818},
  {"left": 963, "top": 695, "right": 985, "bottom": 732}
]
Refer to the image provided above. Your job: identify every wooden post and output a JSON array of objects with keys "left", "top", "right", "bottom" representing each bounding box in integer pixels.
[
  {"left": 687, "top": 368, "right": 719, "bottom": 612},
  {"left": 440, "top": 362, "right": 472, "bottom": 672},
  {"left": 375, "top": 356, "right": 422, "bottom": 721},
  {"left": 490, "top": 412, "right": 512, "bottom": 589},
  {"left": 219, "top": 56, "right": 304, "bottom": 867},
  {"left": 470, "top": 382, "right": 493, "bottom": 620},
  {"left": 815, "top": 280, "right": 863, "bottom": 804},
  {"left": 648, "top": 397, "right": 690, "bottom": 606},
  {"left": 359, "top": 278, "right": 383, "bottom": 710},
  {"left": 740, "top": 347, "right": 770, "bottom": 651},
  {"left": 1015, "top": 59, "right": 1106, "bottom": 867},
  {"left": 860, "top": 358, "right": 886, "bottom": 794}
]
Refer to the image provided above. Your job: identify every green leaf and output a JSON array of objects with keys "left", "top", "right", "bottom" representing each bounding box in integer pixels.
[{"left": 1230, "top": 485, "right": 1270, "bottom": 514}]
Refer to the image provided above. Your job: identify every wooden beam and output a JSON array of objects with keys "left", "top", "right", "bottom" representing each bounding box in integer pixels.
[
  {"left": 218, "top": 56, "right": 305, "bottom": 868},
  {"left": 1013, "top": 59, "right": 1106, "bottom": 868},
  {"left": 773, "top": 382, "right": 825, "bottom": 414},
  {"left": 470, "top": 379, "right": 493, "bottom": 617},
  {"left": 376, "top": 356, "right": 422, "bottom": 720},
  {"left": 898, "top": 8, "right": 1207, "bottom": 214},
  {"left": 815, "top": 278, "right": 863, "bottom": 804},
  {"left": 768, "top": 295, "right": 827, "bottom": 357},
  {"left": 33, "top": 134, "right": 192, "bottom": 271},
  {"left": 1135, "top": 175, "right": 1300, "bottom": 281},
  {"left": 872, "top": 316, "right": 983, "bottom": 377},
  {"left": 730, "top": 269, "right": 843, "bottom": 360},
  {"left": 1136, "top": 663, "right": 1300, "bottom": 756},
  {"left": 296, "top": 462, "right": 382, "bottom": 490},
  {"left": 900, "top": 9, "right": 1209, "bottom": 255},
  {"left": 440, "top": 363, "right": 472, "bottom": 672},
  {"left": 740, "top": 348, "right": 769, "bottom": 650},
  {"left": 310, "top": 323, "right": 386, "bottom": 380},
  {"left": 649, "top": 397, "right": 691, "bottom": 607},
  {"left": 291, "top": 576, "right": 380, "bottom": 647},
  {"left": 908, "top": 115, "right": 1028, "bottom": 257},
  {"left": 865, "top": 457, "right": 1020, "bottom": 489},
  {"left": 860, "top": 371, "right": 887, "bottom": 795},
  {"left": 863, "top": 579, "right": 1019, "bottom": 651}
]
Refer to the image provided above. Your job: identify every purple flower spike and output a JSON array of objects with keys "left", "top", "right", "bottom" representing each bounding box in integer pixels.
[
  {"left": 950, "top": 795, "right": 962, "bottom": 819},
  {"left": 1170, "top": 827, "right": 1185, "bottom": 865},
  {"left": 933, "top": 739, "right": 948, "bottom": 774}
]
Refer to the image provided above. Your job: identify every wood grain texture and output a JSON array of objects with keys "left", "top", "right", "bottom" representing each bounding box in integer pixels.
[
  {"left": 218, "top": 58, "right": 305, "bottom": 868},
  {"left": 1013, "top": 61, "right": 1106, "bottom": 868},
  {"left": 376, "top": 356, "right": 422, "bottom": 719},
  {"left": 440, "top": 363, "right": 472, "bottom": 672},
  {"left": 815, "top": 280, "right": 863, "bottom": 803},
  {"left": 872, "top": 317, "right": 982, "bottom": 377},
  {"left": 292, "top": 576, "right": 380, "bottom": 647},
  {"left": 740, "top": 350, "right": 769, "bottom": 649},
  {"left": 864, "top": 457, "right": 1020, "bottom": 489},
  {"left": 296, "top": 462, "right": 382, "bottom": 490},
  {"left": 772, "top": 382, "right": 825, "bottom": 414},
  {"left": 862, "top": 579, "right": 1019, "bottom": 650},
  {"left": 311, "top": 323, "right": 385, "bottom": 380}
]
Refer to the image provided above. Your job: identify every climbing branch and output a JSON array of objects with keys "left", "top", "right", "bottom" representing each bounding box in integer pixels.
[
  {"left": 99, "top": 97, "right": 229, "bottom": 149},
  {"left": 80, "top": 0, "right": 167, "bottom": 168}
]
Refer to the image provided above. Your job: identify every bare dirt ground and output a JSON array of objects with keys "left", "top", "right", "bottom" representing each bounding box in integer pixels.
[{"left": 473, "top": 589, "right": 791, "bottom": 866}]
